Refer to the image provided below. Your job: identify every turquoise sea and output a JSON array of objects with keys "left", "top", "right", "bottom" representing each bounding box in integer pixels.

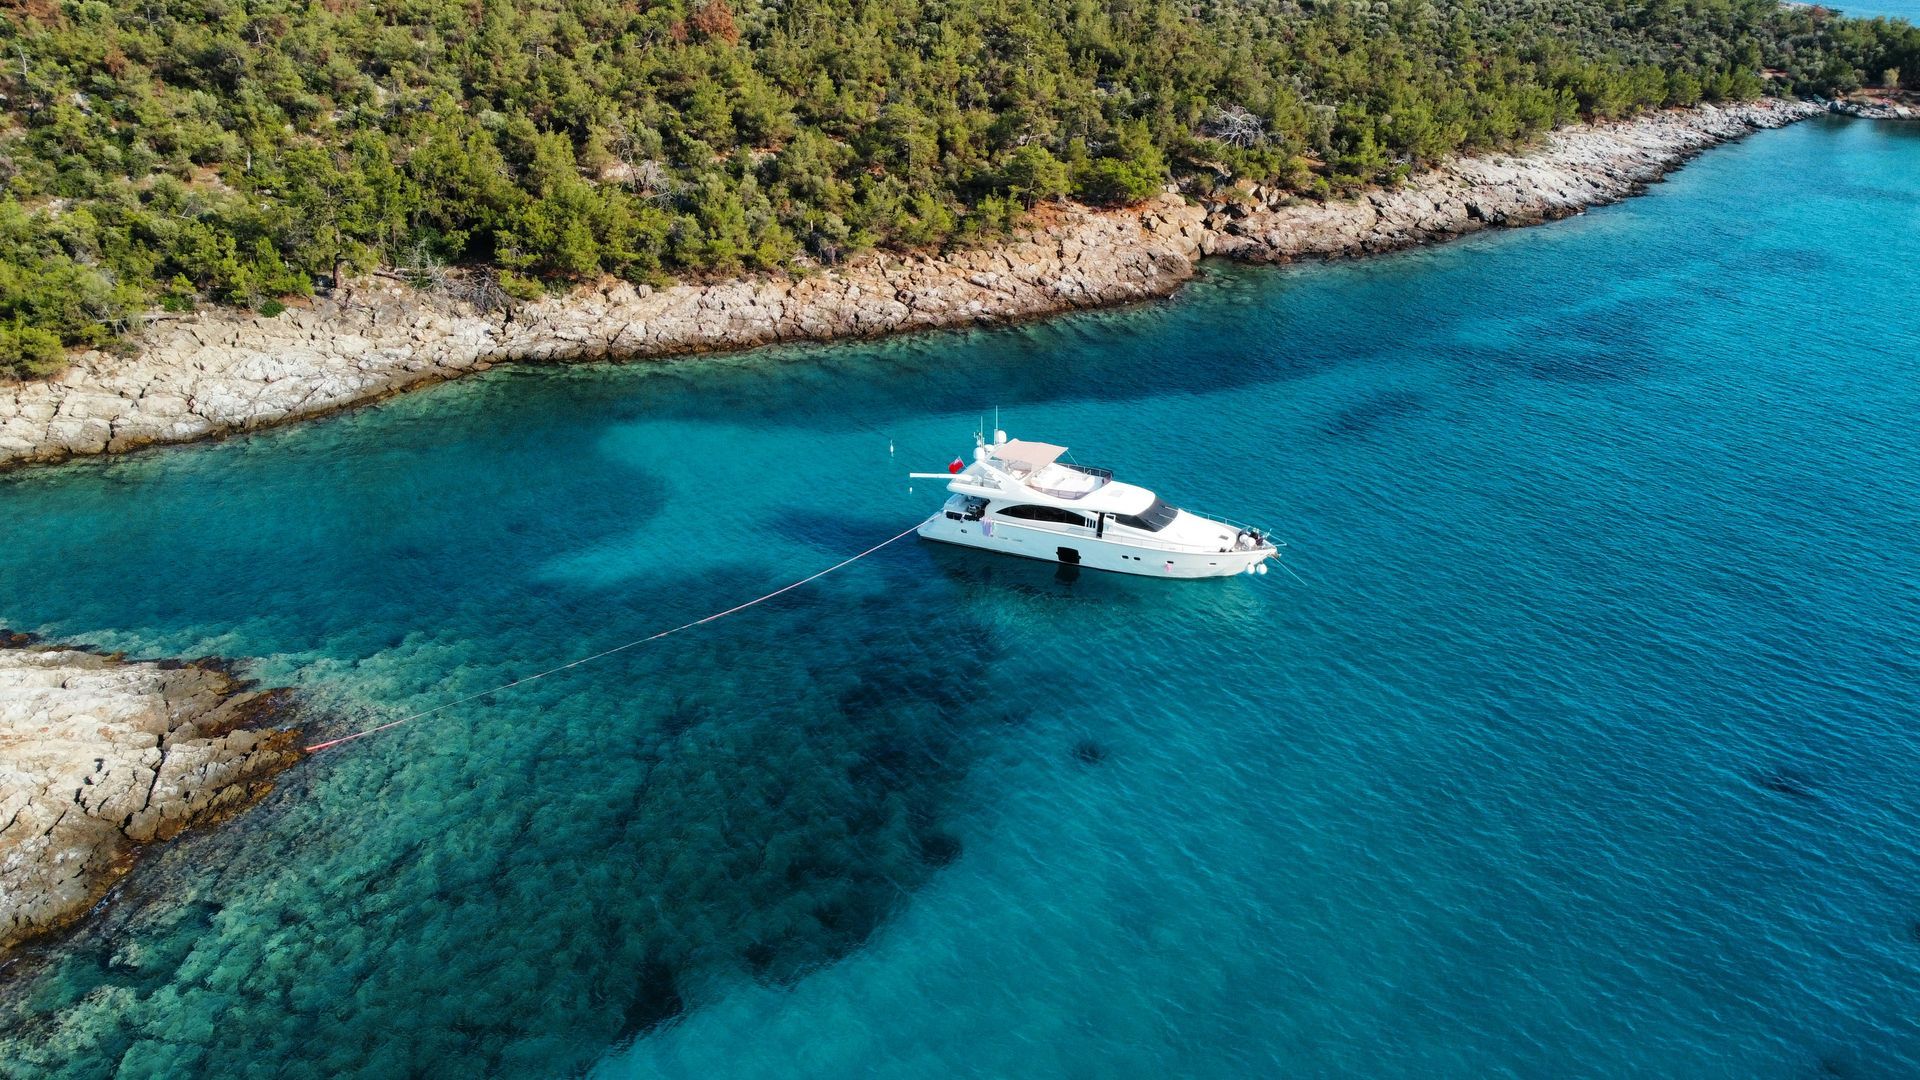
[
  {"left": 1838, "top": 0, "right": 1920, "bottom": 23},
  {"left": 3, "top": 116, "right": 1919, "bottom": 1078}
]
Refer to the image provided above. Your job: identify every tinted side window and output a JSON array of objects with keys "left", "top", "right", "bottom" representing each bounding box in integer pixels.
[
  {"left": 1113, "top": 498, "right": 1178, "bottom": 532},
  {"left": 999, "top": 504, "right": 1091, "bottom": 527}
]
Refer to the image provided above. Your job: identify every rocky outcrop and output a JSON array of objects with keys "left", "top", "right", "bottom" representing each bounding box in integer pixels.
[
  {"left": 1822, "top": 94, "right": 1919, "bottom": 120},
  {"left": 0, "top": 639, "right": 303, "bottom": 952},
  {"left": 0, "top": 99, "right": 1821, "bottom": 472}
]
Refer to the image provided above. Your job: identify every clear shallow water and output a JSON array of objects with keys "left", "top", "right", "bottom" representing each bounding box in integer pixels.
[{"left": 2, "top": 116, "right": 1919, "bottom": 1078}]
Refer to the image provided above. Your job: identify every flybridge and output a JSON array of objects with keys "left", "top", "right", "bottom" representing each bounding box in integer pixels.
[
  {"left": 920, "top": 432, "right": 1154, "bottom": 515},
  {"left": 990, "top": 439, "right": 1069, "bottom": 474}
]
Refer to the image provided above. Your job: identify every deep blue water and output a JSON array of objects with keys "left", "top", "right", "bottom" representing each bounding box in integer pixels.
[{"left": 3, "top": 116, "right": 1919, "bottom": 1078}]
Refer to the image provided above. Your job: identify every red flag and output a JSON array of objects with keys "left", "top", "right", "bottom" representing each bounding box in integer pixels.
[{"left": 948, "top": 457, "right": 964, "bottom": 474}]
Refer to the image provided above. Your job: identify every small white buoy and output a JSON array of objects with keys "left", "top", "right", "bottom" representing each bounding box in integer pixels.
[{"left": 1256, "top": 563, "right": 1269, "bottom": 575}]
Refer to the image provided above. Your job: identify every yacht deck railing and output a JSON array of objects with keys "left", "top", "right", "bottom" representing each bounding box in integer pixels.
[{"left": 1181, "top": 506, "right": 1280, "bottom": 542}]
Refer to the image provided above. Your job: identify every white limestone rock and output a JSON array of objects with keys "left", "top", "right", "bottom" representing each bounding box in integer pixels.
[{"left": 0, "top": 641, "right": 304, "bottom": 952}]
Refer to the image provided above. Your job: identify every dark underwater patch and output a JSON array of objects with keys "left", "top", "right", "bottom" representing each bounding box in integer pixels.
[
  {"left": 1072, "top": 738, "right": 1108, "bottom": 765},
  {"left": 657, "top": 694, "right": 707, "bottom": 738},
  {"left": 1527, "top": 345, "right": 1652, "bottom": 382},
  {"left": 614, "top": 954, "right": 686, "bottom": 1044},
  {"left": 1512, "top": 303, "right": 1658, "bottom": 382},
  {"left": 917, "top": 833, "right": 963, "bottom": 868},
  {"left": 1753, "top": 766, "right": 1819, "bottom": 802},
  {"left": 1326, "top": 389, "right": 1425, "bottom": 437},
  {"left": 1693, "top": 560, "right": 1796, "bottom": 607},
  {"left": 527, "top": 579, "right": 1007, "bottom": 1011},
  {"left": 767, "top": 506, "right": 921, "bottom": 557},
  {"left": 1746, "top": 245, "right": 1835, "bottom": 276}
]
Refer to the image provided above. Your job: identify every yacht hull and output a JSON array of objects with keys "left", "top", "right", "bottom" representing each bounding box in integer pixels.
[{"left": 917, "top": 514, "right": 1271, "bottom": 579}]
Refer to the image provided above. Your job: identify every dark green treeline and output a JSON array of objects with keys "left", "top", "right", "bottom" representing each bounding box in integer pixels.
[{"left": 3, "top": 0, "right": 1917, "bottom": 372}]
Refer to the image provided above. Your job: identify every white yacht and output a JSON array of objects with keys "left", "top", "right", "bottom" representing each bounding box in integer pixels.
[{"left": 912, "top": 430, "right": 1278, "bottom": 578}]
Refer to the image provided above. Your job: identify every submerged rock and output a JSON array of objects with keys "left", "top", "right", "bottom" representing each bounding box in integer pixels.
[{"left": 0, "top": 640, "right": 304, "bottom": 952}]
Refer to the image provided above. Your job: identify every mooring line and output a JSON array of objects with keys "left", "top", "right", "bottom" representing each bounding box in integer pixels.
[{"left": 303, "top": 523, "right": 925, "bottom": 753}]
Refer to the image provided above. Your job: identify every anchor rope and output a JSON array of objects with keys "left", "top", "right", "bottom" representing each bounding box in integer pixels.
[{"left": 302, "top": 523, "right": 925, "bottom": 753}]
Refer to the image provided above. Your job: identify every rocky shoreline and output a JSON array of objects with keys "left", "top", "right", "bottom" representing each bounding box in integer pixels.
[
  {"left": 1823, "top": 93, "right": 1920, "bottom": 120},
  {"left": 0, "top": 637, "right": 304, "bottom": 953},
  {"left": 0, "top": 98, "right": 1824, "bottom": 471}
]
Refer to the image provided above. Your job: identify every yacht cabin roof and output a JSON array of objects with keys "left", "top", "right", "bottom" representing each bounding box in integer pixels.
[
  {"left": 1052, "top": 479, "right": 1157, "bottom": 515},
  {"left": 990, "top": 440, "right": 1067, "bottom": 472}
]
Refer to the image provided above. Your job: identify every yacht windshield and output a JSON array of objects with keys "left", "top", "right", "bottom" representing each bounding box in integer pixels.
[{"left": 1113, "top": 498, "right": 1178, "bottom": 532}]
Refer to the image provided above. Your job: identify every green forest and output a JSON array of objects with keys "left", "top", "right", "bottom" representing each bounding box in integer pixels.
[{"left": 2, "top": 0, "right": 1917, "bottom": 373}]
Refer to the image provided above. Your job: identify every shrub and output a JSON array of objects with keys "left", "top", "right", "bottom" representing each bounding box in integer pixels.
[
  {"left": 1000, "top": 147, "right": 1071, "bottom": 208},
  {"left": 1072, "top": 122, "right": 1168, "bottom": 206},
  {"left": 1, "top": 319, "right": 67, "bottom": 378},
  {"left": 159, "top": 277, "right": 198, "bottom": 314},
  {"left": 497, "top": 271, "right": 546, "bottom": 302},
  {"left": 1073, "top": 159, "right": 1162, "bottom": 206}
]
